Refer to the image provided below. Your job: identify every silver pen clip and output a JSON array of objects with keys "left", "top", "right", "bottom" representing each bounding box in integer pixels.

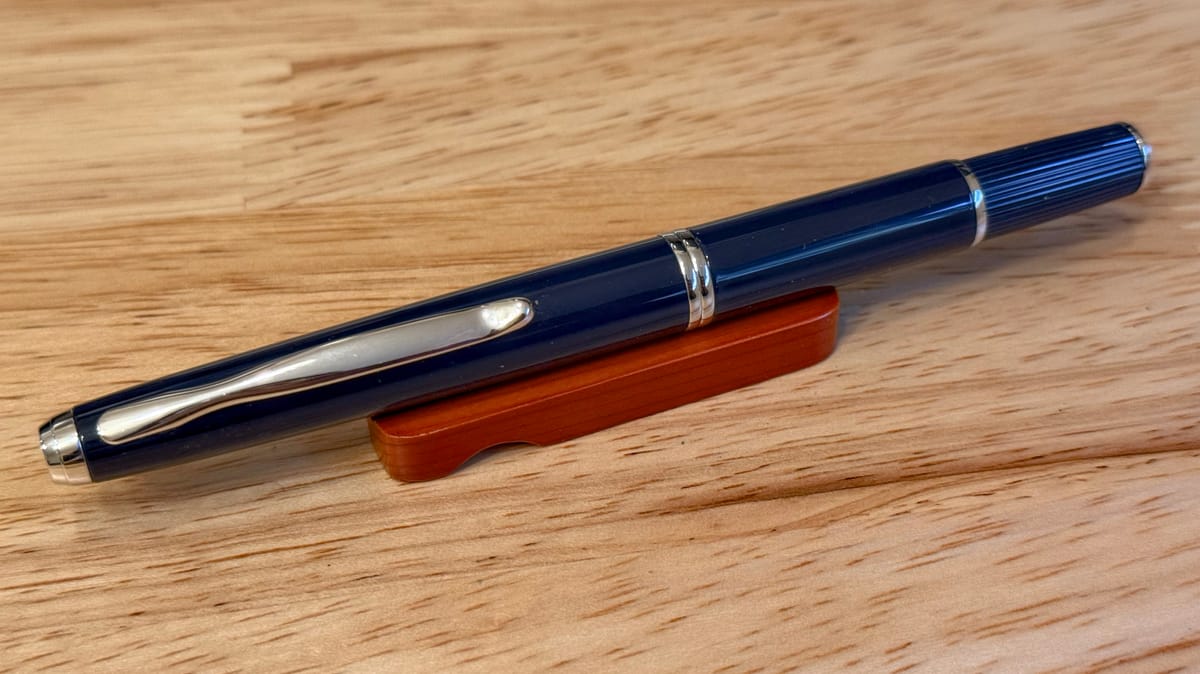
[{"left": 96, "top": 298, "right": 534, "bottom": 445}]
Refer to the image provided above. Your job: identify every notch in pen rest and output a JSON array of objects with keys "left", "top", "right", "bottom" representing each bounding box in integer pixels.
[{"left": 367, "top": 287, "right": 840, "bottom": 482}]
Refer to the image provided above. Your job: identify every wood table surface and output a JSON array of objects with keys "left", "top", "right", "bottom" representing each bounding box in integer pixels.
[{"left": 3, "top": 1, "right": 1198, "bottom": 671}]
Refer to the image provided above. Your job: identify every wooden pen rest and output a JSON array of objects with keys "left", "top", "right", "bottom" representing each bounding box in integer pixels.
[{"left": 368, "top": 287, "right": 840, "bottom": 481}]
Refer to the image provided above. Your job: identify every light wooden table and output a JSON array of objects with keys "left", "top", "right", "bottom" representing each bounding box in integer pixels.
[{"left": 4, "top": 1, "right": 1198, "bottom": 671}]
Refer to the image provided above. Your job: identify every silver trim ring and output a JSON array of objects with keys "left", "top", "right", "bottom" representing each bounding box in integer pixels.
[
  {"left": 952, "top": 160, "right": 989, "bottom": 247},
  {"left": 1119, "top": 122, "right": 1152, "bottom": 190},
  {"left": 39, "top": 412, "right": 92, "bottom": 485},
  {"left": 661, "top": 229, "right": 715, "bottom": 329}
]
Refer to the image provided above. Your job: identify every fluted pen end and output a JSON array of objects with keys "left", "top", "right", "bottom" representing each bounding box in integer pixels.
[{"left": 963, "top": 123, "right": 1150, "bottom": 239}]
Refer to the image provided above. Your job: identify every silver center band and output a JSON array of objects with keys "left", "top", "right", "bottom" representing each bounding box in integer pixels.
[
  {"left": 661, "top": 229, "right": 715, "bottom": 329},
  {"left": 952, "top": 160, "right": 989, "bottom": 247}
]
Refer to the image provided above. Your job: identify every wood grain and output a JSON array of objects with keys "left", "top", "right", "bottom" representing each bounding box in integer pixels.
[{"left": 2, "top": 0, "right": 1198, "bottom": 671}]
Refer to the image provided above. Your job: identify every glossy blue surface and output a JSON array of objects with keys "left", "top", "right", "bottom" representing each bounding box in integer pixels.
[{"left": 693, "top": 162, "right": 977, "bottom": 313}]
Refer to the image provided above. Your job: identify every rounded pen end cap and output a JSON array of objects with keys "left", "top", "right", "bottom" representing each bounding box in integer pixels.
[
  {"left": 1119, "top": 122, "right": 1152, "bottom": 189},
  {"left": 39, "top": 412, "right": 92, "bottom": 485}
]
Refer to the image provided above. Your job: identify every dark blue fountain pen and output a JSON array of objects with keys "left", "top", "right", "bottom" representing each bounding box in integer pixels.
[{"left": 39, "top": 123, "right": 1150, "bottom": 484}]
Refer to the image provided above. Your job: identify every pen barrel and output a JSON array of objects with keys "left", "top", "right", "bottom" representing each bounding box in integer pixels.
[
  {"left": 693, "top": 162, "right": 979, "bottom": 314},
  {"left": 690, "top": 123, "right": 1148, "bottom": 315},
  {"left": 962, "top": 123, "right": 1148, "bottom": 238}
]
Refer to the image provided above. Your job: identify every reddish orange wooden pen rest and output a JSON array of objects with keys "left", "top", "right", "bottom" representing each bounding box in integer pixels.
[{"left": 368, "top": 287, "right": 839, "bottom": 481}]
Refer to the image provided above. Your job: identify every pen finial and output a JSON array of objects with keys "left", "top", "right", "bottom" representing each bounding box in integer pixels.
[{"left": 39, "top": 412, "right": 91, "bottom": 485}]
